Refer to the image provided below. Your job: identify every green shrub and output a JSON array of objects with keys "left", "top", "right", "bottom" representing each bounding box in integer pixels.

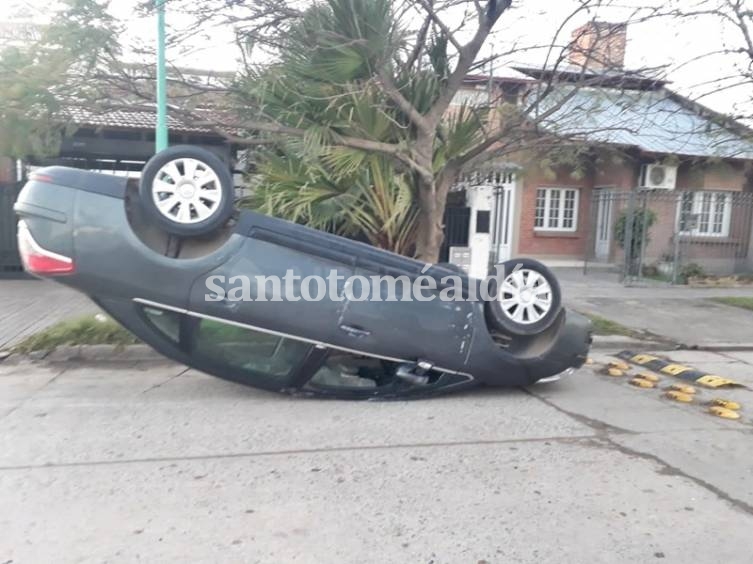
[
  {"left": 614, "top": 208, "right": 657, "bottom": 275},
  {"left": 678, "top": 262, "right": 705, "bottom": 284},
  {"left": 13, "top": 315, "right": 139, "bottom": 353}
]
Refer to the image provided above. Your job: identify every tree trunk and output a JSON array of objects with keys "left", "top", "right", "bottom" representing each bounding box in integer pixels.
[{"left": 414, "top": 172, "right": 456, "bottom": 263}]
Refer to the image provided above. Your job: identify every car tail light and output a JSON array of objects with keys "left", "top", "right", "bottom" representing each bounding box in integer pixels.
[
  {"left": 29, "top": 172, "right": 56, "bottom": 183},
  {"left": 17, "top": 221, "right": 75, "bottom": 276}
]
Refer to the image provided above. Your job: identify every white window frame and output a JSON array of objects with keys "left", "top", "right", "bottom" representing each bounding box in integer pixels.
[
  {"left": 677, "top": 191, "right": 732, "bottom": 238},
  {"left": 534, "top": 188, "right": 579, "bottom": 232}
]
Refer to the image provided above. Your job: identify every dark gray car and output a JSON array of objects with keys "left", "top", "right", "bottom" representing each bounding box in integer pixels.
[{"left": 15, "top": 146, "right": 591, "bottom": 399}]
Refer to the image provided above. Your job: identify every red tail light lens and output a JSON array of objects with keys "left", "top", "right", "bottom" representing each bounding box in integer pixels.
[
  {"left": 17, "top": 221, "right": 75, "bottom": 276},
  {"left": 29, "top": 172, "right": 55, "bottom": 183}
]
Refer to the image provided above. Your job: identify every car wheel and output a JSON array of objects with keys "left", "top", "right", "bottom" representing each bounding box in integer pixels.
[
  {"left": 139, "top": 145, "right": 235, "bottom": 237},
  {"left": 485, "top": 258, "right": 561, "bottom": 336}
]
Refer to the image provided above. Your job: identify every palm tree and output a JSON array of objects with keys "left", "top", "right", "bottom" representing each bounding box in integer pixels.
[
  {"left": 248, "top": 144, "right": 418, "bottom": 254},
  {"left": 238, "top": 0, "right": 492, "bottom": 257}
]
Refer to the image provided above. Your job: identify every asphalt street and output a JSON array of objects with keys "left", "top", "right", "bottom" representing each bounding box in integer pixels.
[{"left": 1, "top": 349, "right": 752, "bottom": 563}]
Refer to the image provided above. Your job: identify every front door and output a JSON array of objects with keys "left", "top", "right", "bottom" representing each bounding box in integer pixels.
[
  {"left": 594, "top": 189, "right": 614, "bottom": 261},
  {"left": 492, "top": 183, "right": 515, "bottom": 263},
  {"left": 465, "top": 172, "right": 516, "bottom": 279}
]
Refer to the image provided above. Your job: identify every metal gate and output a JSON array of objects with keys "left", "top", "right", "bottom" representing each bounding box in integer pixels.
[
  {"left": 0, "top": 182, "right": 23, "bottom": 277},
  {"left": 585, "top": 189, "right": 753, "bottom": 284},
  {"left": 439, "top": 206, "right": 471, "bottom": 262}
]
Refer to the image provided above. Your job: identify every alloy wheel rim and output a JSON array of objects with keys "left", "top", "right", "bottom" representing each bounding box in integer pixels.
[
  {"left": 497, "top": 268, "right": 553, "bottom": 324},
  {"left": 151, "top": 158, "right": 223, "bottom": 224}
]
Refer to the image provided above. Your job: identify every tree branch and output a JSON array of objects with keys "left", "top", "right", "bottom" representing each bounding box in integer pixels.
[
  {"left": 376, "top": 69, "right": 432, "bottom": 134},
  {"left": 212, "top": 119, "right": 435, "bottom": 182},
  {"left": 425, "top": 0, "right": 512, "bottom": 126},
  {"left": 414, "top": 0, "right": 463, "bottom": 53},
  {"left": 406, "top": 14, "right": 432, "bottom": 68}
]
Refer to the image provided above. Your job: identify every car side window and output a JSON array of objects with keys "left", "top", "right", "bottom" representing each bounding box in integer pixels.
[
  {"left": 141, "top": 307, "right": 310, "bottom": 381},
  {"left": 193, "top": 318, "right": 310, "bottom": 378},
  {"left": 142, "top": 306, "right": 180, "bottom": 342}
]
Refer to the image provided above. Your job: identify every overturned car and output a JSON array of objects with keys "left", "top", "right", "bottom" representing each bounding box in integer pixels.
[{"left": 15, "top": 146, "right": 591, "bottom": 399}]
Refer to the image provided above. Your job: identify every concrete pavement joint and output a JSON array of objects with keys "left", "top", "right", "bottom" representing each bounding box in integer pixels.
[
  {"left": 140, "top": 366, "right": 190, "bottom": 394},
  {"left": 527, "top": 378, "right": 753, "bottom": 516},
  {"left": 1, "top": 425, "right": 747, "bottom": 466},
  {"left": 0, "top": 434, "right": 601, "bottom": 472},
  {"left": 718, "top": 351, "right": 753, "bottom": 366},
  {"left": 0, "top": 366, "right": 67, "bottom": 423},
  {"left": 592, "top": 436, "right": 753, "bottom": 517},
  {"left": 523, "top": 387, "right": 633, "bottom": 436}
]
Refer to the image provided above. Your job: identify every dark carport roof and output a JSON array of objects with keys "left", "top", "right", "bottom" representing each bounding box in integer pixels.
[{"left": 59, "top": 105, "right": 227, "bottom": 136}]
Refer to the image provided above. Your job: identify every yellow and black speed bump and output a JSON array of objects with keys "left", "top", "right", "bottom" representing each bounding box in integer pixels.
[
  {"left": 637, "top": 372, "right": 660, "bottom": 383},
  {"left": 616, "top": 351, "right": 747, "bottom": 389},
  {"left": 664, "top": 390, "right": 694, "bottom": 403},
  {"left": 668, "top": 383, "right": 696, "bottom": 395},
  {"left": 708, "top": 406, "right": 741, "bottom": 420},
  {"left": 708, "top": 399, "right": 741, "bottom": 411},
  {"left": 629, "top": 376, "right": 656, "bottom": 388}
]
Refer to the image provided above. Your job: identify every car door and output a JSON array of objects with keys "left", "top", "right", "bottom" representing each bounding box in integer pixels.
[
  {"left": 336, "top": 264, "right": 474, "bottom": 371},
  {"left": 188, "top": 234, "right": 355, "bottom": 347}
]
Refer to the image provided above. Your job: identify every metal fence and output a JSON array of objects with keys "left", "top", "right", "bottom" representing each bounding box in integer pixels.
[
  {"left": 0, "top": 182, "right": 24, "bottom": 277},
  {"left": 585, "top": 189, "right": 753, "bottom": 284}
]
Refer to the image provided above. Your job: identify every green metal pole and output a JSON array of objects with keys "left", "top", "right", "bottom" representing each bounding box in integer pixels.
[{"left": 155, "top": 0, "right": 168, "bottom": 152}]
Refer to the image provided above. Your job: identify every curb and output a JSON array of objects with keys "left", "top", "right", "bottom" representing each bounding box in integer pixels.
[
  {"left": 0, "top": 344, "right": 171, "bottom": 364},
  {"left": 2, "top": 340, "right": 752, "bottom": 365},
  {"left": 590, "top": 336, "right": 753, "bottom": 352},
  {"left": 681, "top": 343, "right": 753, "bottom": 353},
  {"left": 591, "top": 335, "right": 670, "bottom": 350}
]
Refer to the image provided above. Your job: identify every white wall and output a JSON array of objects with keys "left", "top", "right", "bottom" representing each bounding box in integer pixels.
[
  {"left": 462, "top": 175, "right": 518, "bottom": 279},
  {"left": 465, "top": 185, "right": 494, "bottom": 279}
]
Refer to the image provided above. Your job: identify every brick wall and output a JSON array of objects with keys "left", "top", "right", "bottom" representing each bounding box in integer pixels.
[
  {"left": 593, "top": 156, "right": 638, "bottom": 190},
  {"left": 676, "top": 161, "right": 749, "bottom": 192},
  {"left": 639, "top": 162, "right": 752, "bottom": 273},
  {"left": 585, "top": 160, "right": 752, "bottom": 275},
  {"left": 517, "top": 164, "right": 594, "bottom": 259},
  {"left": 516, "top": 154, "right": 638, "bottom": 260}
]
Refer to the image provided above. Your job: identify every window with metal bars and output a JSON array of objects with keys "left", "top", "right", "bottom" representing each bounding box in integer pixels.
[{"left": 677, "top": 191, "right": 731, "bottom": 237}]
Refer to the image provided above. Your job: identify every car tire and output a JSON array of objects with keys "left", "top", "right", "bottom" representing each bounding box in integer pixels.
[
  {"left": 139, "top": 145, "right": 235, "bottom": 237},
  {"left": 485, "top": 258, "right": 562, "bottom": 336}
]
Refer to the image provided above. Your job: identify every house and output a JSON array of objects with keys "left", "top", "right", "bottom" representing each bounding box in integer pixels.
[{"left": 446, "top": 21, "right": 753, "bottom": 279}]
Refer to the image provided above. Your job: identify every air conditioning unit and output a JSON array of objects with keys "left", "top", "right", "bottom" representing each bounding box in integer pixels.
[{"left": 639, "top": 164, "right": 677, "bottom": 190}]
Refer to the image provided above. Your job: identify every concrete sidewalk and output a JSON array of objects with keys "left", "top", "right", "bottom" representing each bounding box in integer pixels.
[
  {"left": 557, "top": 268, "right": 753, "bottom": 347},
  {"left": 1, "top": 352, "right": 752, "bottom": 562},
  {"left": 0, "top": 279, "right": 99, "bottom": 349}
]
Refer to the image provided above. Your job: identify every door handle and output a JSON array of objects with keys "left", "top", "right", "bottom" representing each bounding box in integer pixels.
[
  {"left": 339, "top": 324, "right": 371, "bottom": 338},
  {"left": 208, "top": 292, "right": 238, "bottom": 310}
]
